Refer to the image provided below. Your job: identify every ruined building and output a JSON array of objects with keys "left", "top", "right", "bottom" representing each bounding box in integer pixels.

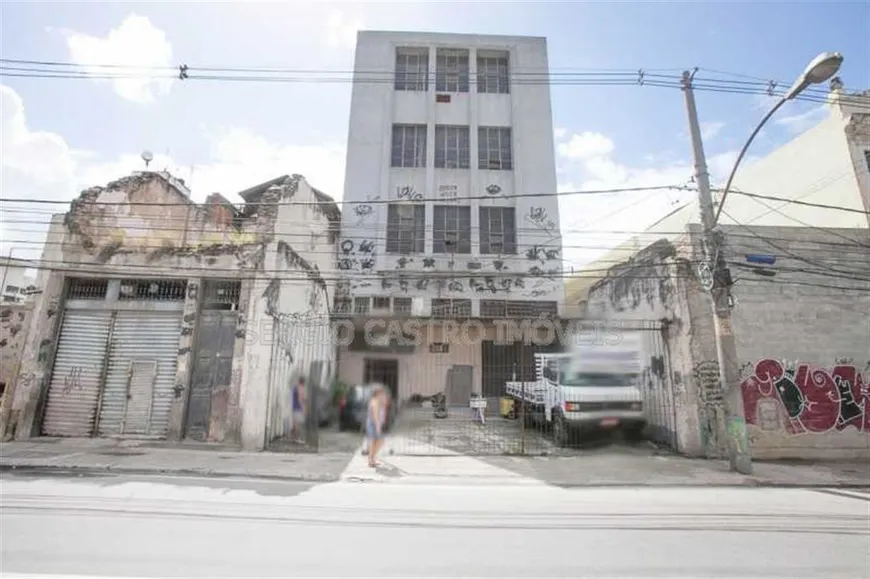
[{"left": 0, "top": 171, "right": 340, "bottom": 451}]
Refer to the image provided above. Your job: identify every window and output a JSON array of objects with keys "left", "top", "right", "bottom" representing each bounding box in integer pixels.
[
  {"left": 435, "top": 49, "right": 469, "bottom": 92},
  {"left": 386, "top": 204, "right": 425, "bottom": 254},
  {"left": 395, "top": 48, "right": 429, "bottom": 91},
  {"left": 431, "top": 298, "right": 472, "bottom": 318},
  {"left": 478, "top": 127, "right": 513, "bottom": 170},
  {"left": 479, "top": 207, "right": 517, "bottom": 254},
  {"left": 391, "top": 124, "right": 428, "bottom": 168},
  {"left": 433, "top": 205, "right": 471, "bottom": 254},
  {"left": 480, "top": 300, "right": 558, "bottom": 318},
  {"left": 434, "top": 126, "right": 470, "bottom": 169},
  {"left": 865, "top": 150, "right": 870, "bottom": 173},
  {"left": 477, "top": 53, "right": 510, "bottom": 94},
  {"left": 372, "top": 296, "right": 391, "bottom": 310},
  {"left": 353, "top": 297, "right": 370, "bottom": 315},
  {"left": 393, "top": 297, "right": 412, "bottom": 314}
]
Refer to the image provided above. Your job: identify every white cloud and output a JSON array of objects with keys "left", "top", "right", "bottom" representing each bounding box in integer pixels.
[
  {"left": 0, "top": 85, "right": 345, "bottom": 262},
  {"left": 556, "top": 130, "right": 738, "bottom": 268},
  {"left": 58, "top": 14, "right": 174, "bottom": 103},
  {"left": 700, "top": 121, "right": 725, "bottom": 141},
  {"left": 557, "top": 131, "right": 615, "bottom": 160},
  {"left": 553, "top": 127, "right": 567, "bottom": 139},
  {"left": 774, "top": 104, "right": 829, "bottom": 135}
]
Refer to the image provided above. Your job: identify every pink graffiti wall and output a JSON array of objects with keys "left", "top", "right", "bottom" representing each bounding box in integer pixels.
[{"left": 741, "top": 359, "right": 870, "bottom": 435}]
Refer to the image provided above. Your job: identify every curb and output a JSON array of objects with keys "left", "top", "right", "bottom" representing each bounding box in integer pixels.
[{"left": 0, "top": 463, "right": 341, "bottom": 483}]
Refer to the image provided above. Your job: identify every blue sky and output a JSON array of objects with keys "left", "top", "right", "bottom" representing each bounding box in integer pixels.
[{"left": 1, "top": 1, "right": 868, "bottom": 267}]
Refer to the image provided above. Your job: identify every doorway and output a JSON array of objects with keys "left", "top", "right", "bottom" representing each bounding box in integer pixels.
[{"left": 364, "top": 359, "right": 399, "bottom": 400}]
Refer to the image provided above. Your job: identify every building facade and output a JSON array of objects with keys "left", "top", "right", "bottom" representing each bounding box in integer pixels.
[
  {"left": 1, "top": 171, "right": 340, "bottom": 451},
  {"left": 584, "top": 224, "right": 870, "bottom": 461},
  {"left": 337, "top": 31, "right": 565, "bottom": 403}
]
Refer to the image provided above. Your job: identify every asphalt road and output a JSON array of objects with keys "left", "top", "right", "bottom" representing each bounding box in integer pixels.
[{"left": 1, "top": 472, "right": 868, "bottom": 578}]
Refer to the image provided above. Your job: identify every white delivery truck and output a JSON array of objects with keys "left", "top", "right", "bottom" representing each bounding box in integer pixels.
[{"left": 505, "top": 333, "right": 646, "bottom": 446}]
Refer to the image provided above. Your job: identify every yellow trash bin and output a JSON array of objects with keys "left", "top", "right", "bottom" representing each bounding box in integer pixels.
[{"left": 500, "top": 397, "right": 516, "bottom": 419}]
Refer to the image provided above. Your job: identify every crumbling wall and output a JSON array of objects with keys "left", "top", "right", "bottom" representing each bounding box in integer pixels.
[{"left": 585, "top": 235, "right": 708, "bottom": 456}]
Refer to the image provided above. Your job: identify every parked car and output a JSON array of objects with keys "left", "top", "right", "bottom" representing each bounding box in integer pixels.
[{"left": 337, "top": 383, "right": 396, "bottom": 432}]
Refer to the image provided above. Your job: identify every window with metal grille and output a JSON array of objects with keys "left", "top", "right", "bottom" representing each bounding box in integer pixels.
[
  {"left": 395, "top": 48, "right": 429, "bottom": 91},
  {"left": 480, "top": 300, "right": 558, "bottom": 318},
  {"left": 478, "top": 127, "right": 513, "bottom": 170},
  {"left": 433, "top": 205, "right": 471, "bottom": 254},
  {"left": 353, "top": 297, "right": 370, "bottom": 314},
  {"left": 386, "top": 204, "right": 425, "bottom": 254},
  {"left": 479, "top": 207, "right": 517, "bottom": 254},
  {"left": 118, "top": 279, "right": 187, "bottom": 301},
  {"left": 431, "top": 298, "right": 472, "bottom": 318},
  {"left": 434, "top": 126, "right": 470, "bottom": 169},
  {"left": 372, "top": 296, "right": 391, "bottom": 310},
  {"left": 393, "top": 297, "right": 412, "bottom": 314},
  {"left": 435, "top": 49, "right": 469, "bottom": 92},
  {"left": 477, "top": 53, "right": 510, "bottom": 94},
  {"left": 391, "top": 124, "right": 428, "bottom": 168},
  {"left": 66, "top": 277, "right": 109, "bottom": 300},
  {"left": 202, "top": 280, "right": 241, "bottom": 310}
]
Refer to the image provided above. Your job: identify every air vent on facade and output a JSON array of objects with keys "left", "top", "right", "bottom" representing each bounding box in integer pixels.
[{"left": 436, "top": 94, "right": 451, "bottom": 103}]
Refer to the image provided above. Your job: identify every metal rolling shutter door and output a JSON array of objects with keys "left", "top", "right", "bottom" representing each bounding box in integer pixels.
[
  {"left": 98, "top": 311, "right": 182, "bottom": 437},
  {"left": 41, "top": 311, "right": 113, "bottom": 437}
]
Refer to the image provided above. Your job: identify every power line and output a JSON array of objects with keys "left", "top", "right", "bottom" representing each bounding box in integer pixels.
[
  {"left": 4, "top": 61, "right": 868, "bottom": 110},
  {"left": 0, "top": 183, "right": 696, "bottom": 207}
]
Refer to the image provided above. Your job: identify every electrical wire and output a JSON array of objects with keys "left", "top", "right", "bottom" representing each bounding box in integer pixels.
[{"left": 3, "top": 59, "right": 869, "bottom": 110}]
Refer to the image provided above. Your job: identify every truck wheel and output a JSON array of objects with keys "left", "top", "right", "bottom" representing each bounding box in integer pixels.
[{"left": 553, "top": 413, "right": 569, "bottom": 447}]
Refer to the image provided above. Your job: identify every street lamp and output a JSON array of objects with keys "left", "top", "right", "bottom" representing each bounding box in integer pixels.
[
  {"left": 681, "top": 51, "right": 844, "bottom": 476},
  {"left": 712, "top": 52, "right": 844, "bottom": 226}
]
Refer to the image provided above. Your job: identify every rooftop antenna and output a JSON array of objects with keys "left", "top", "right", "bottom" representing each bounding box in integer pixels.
[{"left": 141, "top": 150, "right": 154, "bottom": 169}]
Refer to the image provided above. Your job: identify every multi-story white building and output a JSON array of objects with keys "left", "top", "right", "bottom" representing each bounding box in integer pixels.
[{"left": 337, "top": 31, "right": 565, "bottom": 403}]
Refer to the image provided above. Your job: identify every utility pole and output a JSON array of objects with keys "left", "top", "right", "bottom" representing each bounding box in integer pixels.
[{"left": 681, "top": 70, "right": 752, "bottom": 475}]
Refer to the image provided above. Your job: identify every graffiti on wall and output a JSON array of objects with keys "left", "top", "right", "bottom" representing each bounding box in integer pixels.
[
  {"left": 741, "top": 359, "right": 870, "bottom": 434},
  {"left": 338, "top": 239, "right": 375, "bottom": 271},
  {"left": 396, "top": 186, "right": 423, "bottom": 201},
  {"left": 352, "top": 195, "right": 379, "bottom": 227}
]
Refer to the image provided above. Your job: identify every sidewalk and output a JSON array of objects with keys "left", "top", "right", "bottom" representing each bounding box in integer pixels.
[
  {"left": 1, "top": 437, "right": 867, "bottom": 488},
  {"left": 0, "top": 438, "right": 351, "bottom": 482}
]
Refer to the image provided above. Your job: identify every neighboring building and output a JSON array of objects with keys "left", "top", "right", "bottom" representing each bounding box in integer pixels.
[
  {"left": 337, "top": 31, "right": 565, "bottom": 403},
  {"left": 565, "top": 81, "right": 870, "bottom": 307},
  {"left": 583, "top": 224, "right": 870, "bottom": 460},
  {"left": 0, "top": 257, "right": 37, "bottom": 304},
  {"left": 562, "top": 81, "right": 870, "bottom": 460},
  {"left": 0, "top": 171, "right": 340, "bottom": 451}
]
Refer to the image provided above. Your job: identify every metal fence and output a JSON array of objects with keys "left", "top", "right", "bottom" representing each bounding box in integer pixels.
[{"left": 327, "top": 317, "right": 680, "bottom": 457}]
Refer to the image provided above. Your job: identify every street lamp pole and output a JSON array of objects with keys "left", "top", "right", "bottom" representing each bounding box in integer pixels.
[{"left": 680, "top": 52, "right": 843, "bottom": 475}]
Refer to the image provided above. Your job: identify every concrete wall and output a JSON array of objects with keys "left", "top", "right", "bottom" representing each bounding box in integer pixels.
[
  {"left": 0, "top": 303, "right": 33, "bottom": 411},
  {"left": 2, "top": 172, "right": 340, "bottom": 449},
  {"left": 585, "top": 237, "right": 711, "bottom": 456},
  {"left": 238, "top": 177, "right": 338, "bottom": 450},
  {"left": 723, "top": 95, "right": 870, "bottom": 230},
  {"left": 342, "top": 31, "right": 564, "bottom": 315},
  {"left": 721, "top": 224, "right": 870, "bottom": 460},
  {"left": 585, "top": 223, "right": 870, "bottom": 460}
]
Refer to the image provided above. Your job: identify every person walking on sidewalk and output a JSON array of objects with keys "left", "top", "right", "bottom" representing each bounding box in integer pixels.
[
  {"left": 366, "top": 385, "right": 388, "bottom": 467},
  {"left": 290, "top": 376, "right": 306, "bottom": 444}
]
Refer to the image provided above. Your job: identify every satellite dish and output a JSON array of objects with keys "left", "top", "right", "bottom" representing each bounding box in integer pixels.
[{"left": 141, "top": 150, "right": 154, "bottom": 168}]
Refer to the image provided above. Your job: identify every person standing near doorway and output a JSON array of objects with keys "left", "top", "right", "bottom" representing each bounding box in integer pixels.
[
  {"left": 290, "top": 376, "right": 306, "bottom": 444},
  {"left": 366, "top": 385, "right": 388, "bottom": 467}
]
